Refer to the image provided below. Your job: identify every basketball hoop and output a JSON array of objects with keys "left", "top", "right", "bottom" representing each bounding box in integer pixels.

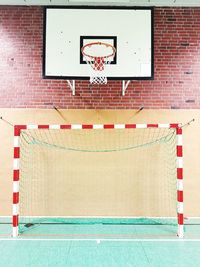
[{"left": 81, "top": 42, "right": 116, "bottom": 85}]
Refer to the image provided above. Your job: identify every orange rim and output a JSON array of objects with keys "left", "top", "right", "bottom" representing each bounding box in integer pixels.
[{"left": 81, "top": 41, "right": 116, "bottom": 60}]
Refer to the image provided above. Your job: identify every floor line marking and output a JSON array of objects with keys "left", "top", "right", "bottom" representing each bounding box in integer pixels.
[{"left": 1, "top": 238, "right": 200, "bottom": 242}]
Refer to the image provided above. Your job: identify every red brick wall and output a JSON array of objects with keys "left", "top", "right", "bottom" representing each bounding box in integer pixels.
[{"left": 0, "top": 6, "right": 200, "bottom": 109}]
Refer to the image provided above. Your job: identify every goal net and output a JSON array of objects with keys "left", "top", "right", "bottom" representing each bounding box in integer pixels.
[{"left": 12, "top": 124, "right": 183, "bottom": 238}]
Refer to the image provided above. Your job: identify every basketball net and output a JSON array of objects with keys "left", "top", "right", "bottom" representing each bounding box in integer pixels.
[{"left": 81, "top": 42, "right": 116, "bottom": 85}]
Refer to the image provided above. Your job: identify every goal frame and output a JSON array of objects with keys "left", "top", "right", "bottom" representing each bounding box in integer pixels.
[{"left": 12, "top": 123, "right": 184, "bottom": 238}]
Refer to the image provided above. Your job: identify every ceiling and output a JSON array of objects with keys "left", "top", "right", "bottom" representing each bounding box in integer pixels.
[{"left": 0, "top": 0, "right": 200, "bottom": 7}]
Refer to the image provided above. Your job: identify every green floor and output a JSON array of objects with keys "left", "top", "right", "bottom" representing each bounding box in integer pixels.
[
  {"left": 1, "top": 219, "right": 200, "bottom": 267},
  {"left": 1, "top": 239, "right": 200, "bottom": 267}
]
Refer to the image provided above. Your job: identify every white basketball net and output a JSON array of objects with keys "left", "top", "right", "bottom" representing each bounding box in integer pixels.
[
  {"left": 82, "top": 42, "right": 116, "bottom": 85},
  {"left": 85, "top": 56, "right": 112, "bottom": 84}
]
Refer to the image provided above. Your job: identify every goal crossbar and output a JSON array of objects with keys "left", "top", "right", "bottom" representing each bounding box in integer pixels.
[{"left": 12, "top": 123, "right": 184, "bottom": 238}]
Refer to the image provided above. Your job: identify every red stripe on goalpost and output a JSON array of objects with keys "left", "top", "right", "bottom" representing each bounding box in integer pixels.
[
  {"left": 14, "top": 125, "right": 27, "bottom": 136},
  {"left": 147, "top": 124, "right": 158, "bottom": 128},
  {"left": 82, "top": 124, "right": 93, "bottom": 129},
  {"left": 177, "top": 168, "right": 183, "bottom": 179},
  {"left": 13, "top": 215, "right": 18, "bottom": 227},
  {"left": 38, "top": 125, "right": 50, "bottom": 129},
  {"left": 14, "top": 147, "right": 20, "bottom": 158},
  {"left": 13, "top": 192, "right": 19, "bottom": 204},
  {"left": 125, "top": 124, "right": 136, "bottom": 128},
  {"left": 176, "top": 146, "right": 183, "bottom": 157},
  {"left": 176, "top": 127, "right": 182, "bottom": 134},
  {"left": 177, "top": 190, "right": 183, "bottom": 202},
  {"left": 170, "top": 123, "right": 179, "bottom": 128},
  {"left": 178, "top": 213, "right": 184, "bottom": 225},
  {"left": 104, "top": 124, "right": 115, "bottom": 129},
  {"left": 60, "top": 125, "right": 72, "bottom": 129},
  {"left": 13, "top": 170, "right": 19, "bottom": 181}
]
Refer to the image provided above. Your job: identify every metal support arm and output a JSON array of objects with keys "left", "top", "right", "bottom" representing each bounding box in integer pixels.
[
  {"left": 122, "top": 80, "right": 131, "bottom": 96},
  {"left": 67, "top": 80, "right": 75, "bottom": 95}
]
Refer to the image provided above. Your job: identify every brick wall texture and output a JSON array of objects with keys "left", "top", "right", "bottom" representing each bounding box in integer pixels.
[{"left": 0, "top": 6, "right": 200, "bottom": 109}]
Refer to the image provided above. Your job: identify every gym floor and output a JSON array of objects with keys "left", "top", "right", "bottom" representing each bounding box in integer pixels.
[{"left": 1, "top": 219, "right": 200, "bottom": 267}]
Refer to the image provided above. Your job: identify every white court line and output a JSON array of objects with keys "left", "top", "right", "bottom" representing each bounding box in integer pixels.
[{"left": 1, "top": 238, "right": 200, "bottom": 242}]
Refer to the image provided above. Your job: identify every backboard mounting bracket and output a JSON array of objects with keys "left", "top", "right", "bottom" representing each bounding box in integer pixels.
[
  {"left": 66, "top": 80, "right": 131, "bottom": 96},
  {"left": 67, "top": 80, "right": 75, "bottom": 96},
  {"left": 122, "top": 80, "right": 131, "bottom": 96}
]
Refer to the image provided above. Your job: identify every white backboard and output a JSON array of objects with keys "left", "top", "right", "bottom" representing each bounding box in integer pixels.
[{"left": 43, "top": 6, "right": 154, "bottom": 80}]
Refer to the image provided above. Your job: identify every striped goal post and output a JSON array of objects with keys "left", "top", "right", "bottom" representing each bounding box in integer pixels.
[{"left": 12, "top": 123, "right": 184, "bottom": 238}]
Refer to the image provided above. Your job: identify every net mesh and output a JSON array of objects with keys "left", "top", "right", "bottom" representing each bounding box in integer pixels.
[
  {"left": 18, "top": 127, "right": 177, "bottom": 235},
  {"left": 84, "top": 56, "right": 112, "bottom": 84}
]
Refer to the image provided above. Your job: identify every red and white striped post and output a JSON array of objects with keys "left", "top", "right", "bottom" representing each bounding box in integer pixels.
[
  {"left": 12, "top": 123, "right": 184, "bottom": 237},
  {"left": 12, "top": 126, "right": 20, "bottom": 237},
  {"left": 176, "top": 127, "right": 184, "bottom": 238},
  {"left": 12, "top": 125, "right": 27, "bottom": 237}
]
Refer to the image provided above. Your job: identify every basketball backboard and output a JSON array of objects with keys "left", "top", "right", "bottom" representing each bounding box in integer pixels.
[{"left": 43, "top": 6, "right": 154, "bottom": 81}]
